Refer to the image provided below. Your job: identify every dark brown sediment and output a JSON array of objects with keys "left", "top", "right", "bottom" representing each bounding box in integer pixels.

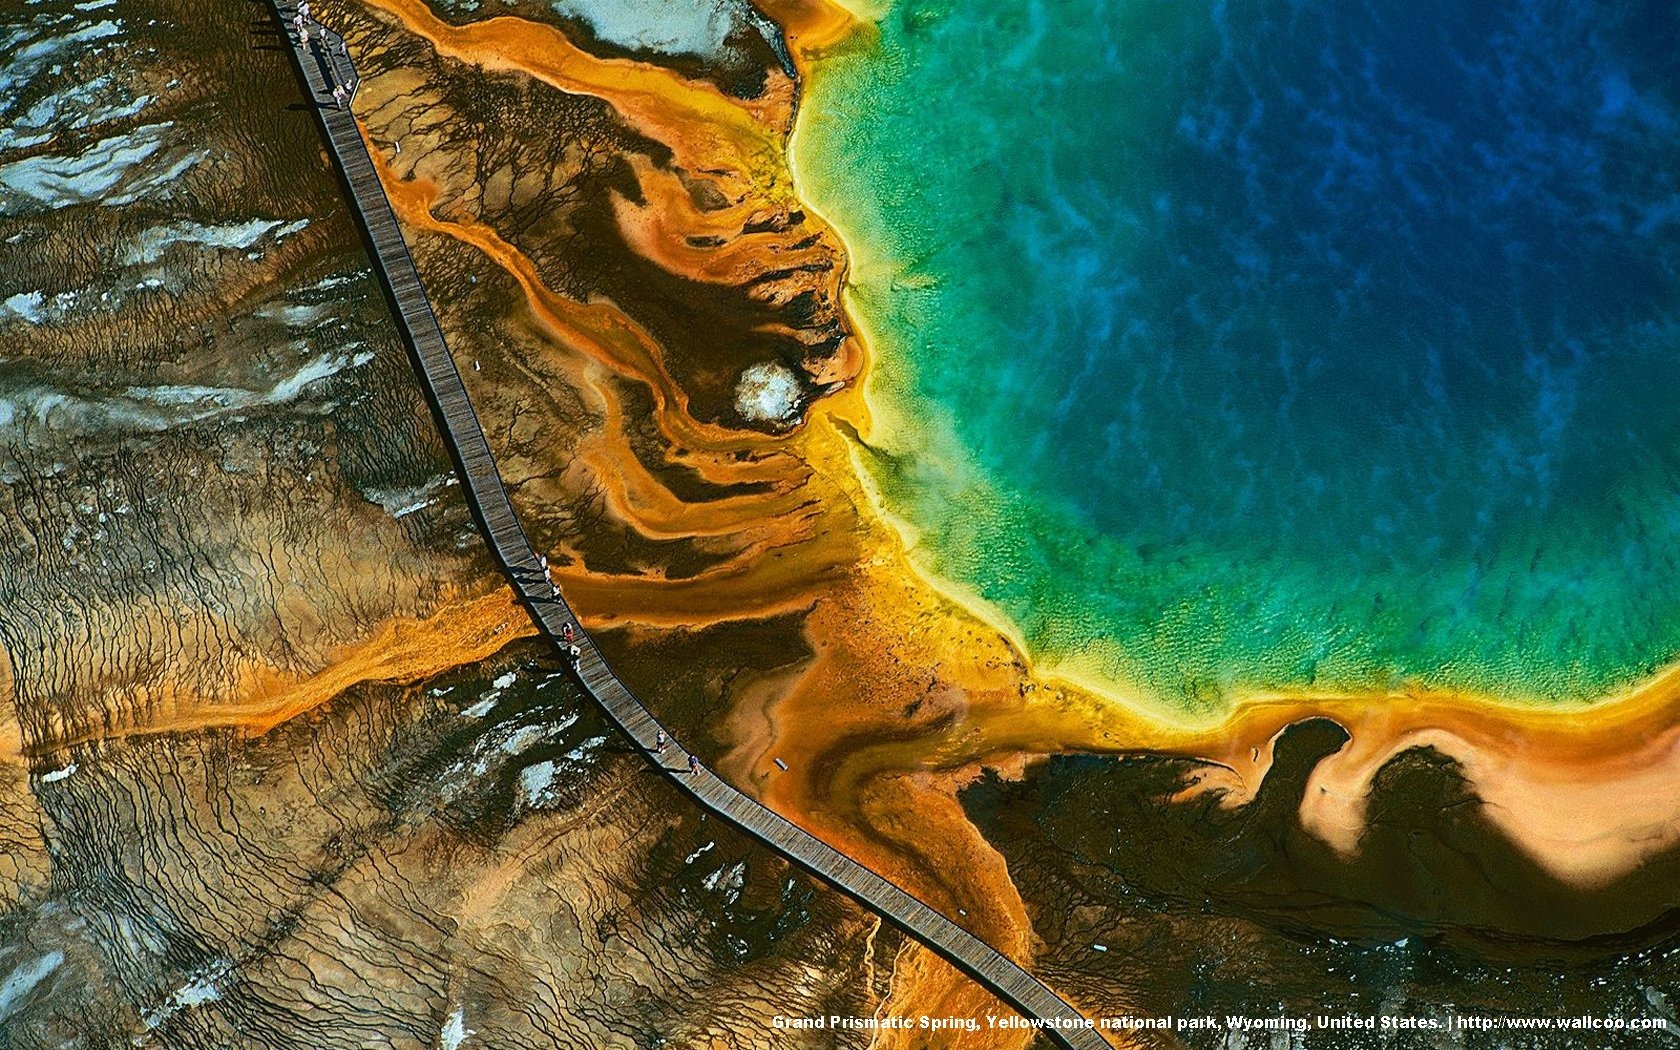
[{"left": 962, "top": 726, "right": 1680, "bottom": 1047}]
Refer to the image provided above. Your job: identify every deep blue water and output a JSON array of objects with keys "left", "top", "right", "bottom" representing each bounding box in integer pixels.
[{"left": 802, "top": 0, "right": 1680, "bottom": 704}]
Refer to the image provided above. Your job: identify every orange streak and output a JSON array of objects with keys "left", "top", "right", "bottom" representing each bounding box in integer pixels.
[
  {"left": 28, "top": 590, "right": 533, "bottom": 755},
  {"left": 368, "top": 143, "right": 794, "bottom": 467},
  {"left": 359, "top": 0, "right": 791, "bottom": 181},
  {"left": 612, "top": 156, "right": 835, "bottom": 286},
  {"left": 757, "top": 0, "right": 867, "bottom": 66}
]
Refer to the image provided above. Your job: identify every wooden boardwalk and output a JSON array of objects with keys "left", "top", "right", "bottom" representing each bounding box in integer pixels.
[{"left": 267, "top": 8, "right": 1110, "bottom": 1047}]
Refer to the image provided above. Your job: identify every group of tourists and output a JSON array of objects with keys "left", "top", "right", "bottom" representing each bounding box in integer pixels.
[{"left": 290, "top": 3, "right": 351, "bottom": 108}]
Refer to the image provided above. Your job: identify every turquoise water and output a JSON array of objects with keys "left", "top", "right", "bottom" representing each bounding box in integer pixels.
[{"left": 799, "top": 0, "right": 1680, "bottom": 708}]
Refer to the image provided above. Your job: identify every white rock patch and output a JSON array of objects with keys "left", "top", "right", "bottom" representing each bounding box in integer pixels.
[
  {"left": 0, "top": 951, "right": 63, "bottom": 1022},
  {"left": 0, "top": 121, "right": 198, "bottom": 215},
  {"left": 124, "top": 219, "right": 285, "bottom": 265},
  {"left": 549, "top": 0, "right": 750, "bottom": 62},
  {"left": 2, "top": 291, "right": 45, "bottom": 324},
  {"left": 733, "top": 361, "right": 803, "bottom": 426},
  {"left": 441, "top": 1006, "right": 474, "bottom": 1049},
  {"left": 519, "top": 760, "right": 556, "bottom": 806}
]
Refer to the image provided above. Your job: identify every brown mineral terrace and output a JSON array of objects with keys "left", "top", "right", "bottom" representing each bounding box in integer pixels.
[{"left": 266, "top": 7, "right": 1114, "bottom": 1048}]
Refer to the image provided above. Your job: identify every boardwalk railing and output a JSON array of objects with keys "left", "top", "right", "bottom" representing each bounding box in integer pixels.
[{"left": 266, "top": 7, "right": 1110, "bottom": 1047}]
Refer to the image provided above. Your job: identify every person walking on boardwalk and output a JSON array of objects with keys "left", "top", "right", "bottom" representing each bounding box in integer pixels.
[
  {"left": 297, "top": 0, "right": 309, "bottom": 20},
  {"left": 560, "top": 621, "right": 574, "bottom": 643},
  {"left": 654, "top": 729, "right": 666, "bottom": 753},
  {"left": 332, "top": 83, "right": 348, "bottom": 109},
  {"left": 688, "top": 754, "right": 700, "bottom": 775},
  {"left": 566, "top": 643, "right": 581, "bottom": 666}
]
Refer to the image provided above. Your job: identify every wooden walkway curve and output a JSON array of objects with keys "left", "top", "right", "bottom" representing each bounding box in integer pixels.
[{"left": 267, "top": 7, "right": 1110, "bottom": 1047}]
